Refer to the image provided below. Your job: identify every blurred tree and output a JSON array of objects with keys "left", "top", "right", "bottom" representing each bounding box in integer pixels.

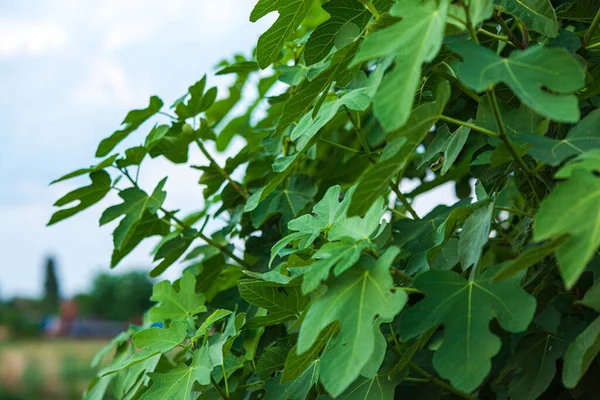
[
  {"left": 42, "top": 256, "right": 60, "bottom": 314},
  {"left": 75, "top": 271, "right": 153, "bottom": 321}
]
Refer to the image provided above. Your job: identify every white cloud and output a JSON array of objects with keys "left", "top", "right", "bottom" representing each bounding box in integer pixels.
[
  {"left": 69, "top": 59, "right": 140, "bottom": 107},
  {"left": 0, "top": 20, "right": 68, "bottom": 57}
]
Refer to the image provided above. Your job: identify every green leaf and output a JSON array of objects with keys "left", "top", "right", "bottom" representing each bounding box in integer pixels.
[
  {"left": 208, "top": 311, "right": 246, "bottom": 366},
  {"left": 534, "top": 170, "right": 600, "bottom": 288},
  {"left": 329, "top": 197, "right": 385, "bottom": 242},
  {"left": 48, "top": 171, "right": 112, "bottom": 225},
  {"left": 115, "top": 146, "right": 147, "bottom": 168},
  {"left": 448, "top": 0, "right": 494, "bottom": 31},
  {"left": 102, "top": 321, "right": 187, "bottom": 375},
  {"left": 111, "top": 212, "right": 169, "bottom": 268},
  {"left": 251, "top": 175, "right": 317, "bottom": 228},
  {"left": 352, "top": 0, "right": 448, "bottom": 132},
  {"left": 419, "top": 124, "right": 471, "bottom": 176},
  {"left": 302, "top": 239, "right": 373, "bottom": 294},
  {"left": 304, "top": 0, "right": 392, "bottom": 65},
  {"left": 349, "top": 80, "right": 451, "bottom": 216},
  {"left": 263, "top": 360, "right": 319, "bottom": 400},
  {"left": 175, "top": 76, "right": 217, "bottom": 119},
  {"left": 336, "top": 372, "right": 397, "bottom": 399},
  {"left": 458, "top": 201, "right": 494, "bottom": 270},
  {"left": 96, "top": 96, "right": 163, "bottom": 157},
  {"left": 508, "top": 333, "right": 567, "bottom": 400},
  {"left": 195, "top": 309, "right": 233, "bottom": 338},
  {"left": 517, "top": 109, "right": 600, "bottom": 166},
  {"left": 51, "top": 155, "right": 118, "bottom": 184},
  {"left": 274, "top": 42, "right": 359, "bottom": 136},
  {"left": 556, "top": 149, "right": 600, "bottom": 178},
  {"left": 251, "top": 0, "right": 316, "bottom": 69},
  {"left": 493, "top": 236, "right": 568, "bottom": 281},
  {"left": 256, "top": 338, "right": 294, "bottom": 380},
  {"left": 238, "top": 279, "right": 310, "bottom": 328},
  {"left": 448, "top": 41, "right": 585, "bottom": 122},
  {"left": 399, "top": 268, "right": 536, "bottom": 393},
  {"left": 563, "top": 317, "right": 600, "bottom": 388},
  {"left": 283, "top": 323, "right": 337, "bottom": 382},
  {"left": 149, "top": 271, "right": 207, "bottom": 322},
  {"left": 497, "top": 0, "right": 559, "bottom": 37},
  {"left": 139, "top": 344, "right": 213, "bottom": 400},
  {"left": 581, "top": 279, "right": 600, "bottom": 312},
  {"left": 100, "top": 178, "right": 167, "bottom": 250},
  {"left": 556, "top": 0, "right": 598, "bottom": 22},
  {"left": 298, "top": 247, "right": 407, "bottom": 396}
]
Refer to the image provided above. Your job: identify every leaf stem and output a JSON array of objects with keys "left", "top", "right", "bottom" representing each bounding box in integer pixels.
[
  {"left": 195, "top": 139, "right": 248, "bottom": 199},
  {"left": 478, "top": 29, "right": 512, "bottom": 44},
  {"left": 463, "top": 3, "right": 480, "bottom": 44},
  {"left": 345, "top": 109, "right": 372, "bottom": 156},
  {"left": 158, "top": 111, "right": 178, "bottom": 120},
  {"left": 407, "top": 361, "right": 478, "bottom": 400},
  {"left": 404, "top": 377, "right": 430, "bottom": 383},
  {"left": 362, "top": 0, "right": 380, "bottom": 19},
  {"left": 487, "top": 89, "right": 532, "bottom": 176},
  {"left": 319, "top": 138, "right": 360, "bottom": 153},
  {"left": 584, "top": 5, "right": 600, "bottom": 47},
  {"left": 438, "top": 116, "right": 499, "bottom": 138},
  {"left": 222, "top": 363, "right": 230, "bottom": 397},
  {"left": 211, "top": 376, "right": 229, "bottom": 400}
]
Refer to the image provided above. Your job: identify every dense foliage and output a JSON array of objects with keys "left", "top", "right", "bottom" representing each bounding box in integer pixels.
[{"left": 49, "top": 0, "right": 600, "bottom": 398}]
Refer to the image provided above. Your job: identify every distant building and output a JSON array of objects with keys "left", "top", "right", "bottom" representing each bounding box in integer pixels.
[{"left": 43, "top": 299, "right": 127, "bottom": 338}]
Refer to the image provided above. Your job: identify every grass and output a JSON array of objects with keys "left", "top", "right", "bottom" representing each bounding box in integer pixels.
[{"left": 0, "top": 339, "right": 109, "bottom": 400}]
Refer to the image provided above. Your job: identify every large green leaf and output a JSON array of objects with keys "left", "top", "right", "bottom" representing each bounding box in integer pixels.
[
  {"left": 96, "top": 96, "right": 163, "bottom": 157},
  {"left": 298, "top": 248, "right": 407, "bottom": 396},
  {"left": 497, "top": 0, "right": 559, "bottom": 37},
  {"left": 448, "top": 41, "right": 585, "bottom": 122},
  {"left": 251, "top": 0, "right": 316, "bottom": 69},
  {"left": 148, "top": 271, "right": 207, "bottom": 322},
  {"left": 139, "top": 344, "right": 213, "bottom": 400},
  {"left": 336, "top": 372, "right": 397, "bottom": 399},
  {"left": 48, "top": 171, "right": 112, "bottom": 225},
  {"left": 100, "top": 178, "right": 167, "bottom": 250},
  {"left": 352, "top": 0, "right": 448, "bottom": 132},
  {"left": 283, "top": 324, "right": 337, "bottom": 382},
  {"left": 399, "top": 268, "right": 536, "bottom": 393},
  {"left": 263, "top": 360, "right": 319, "bottom": 400},
  {"left": 534, "top": 170, "right": 600, "bottom": 288}
]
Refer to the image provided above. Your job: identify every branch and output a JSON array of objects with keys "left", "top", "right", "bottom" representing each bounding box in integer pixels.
[
  {"left": 195, "top": 139, "right": 248, "bottom": 199},
  {"left": 438, "top": 116, "right": 499, "bottom": 138},
  {"left": 361, "top": 0, "right": 380, "bottom": 19}
]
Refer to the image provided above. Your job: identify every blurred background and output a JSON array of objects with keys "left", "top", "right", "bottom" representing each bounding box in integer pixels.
[{"left": 0, "top": 1, "right": 460, "bottom": 399}]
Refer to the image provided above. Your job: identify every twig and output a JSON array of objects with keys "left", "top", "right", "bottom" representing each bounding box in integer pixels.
[
  {"left": 494, "top": 12, "right": 525, "bottom": 49},
  {"left": 195, "top": 139, "right": 248, "bottom": 199},
  {"left": 362, "top": 0, "right": 380, "bottom": 19},
  {"left": 390, "top": 183, "right": 420, "bottom": 220},
  {"left": 434, "top": 67, "right": 481, "bottom": 103},
  {"left": 407, "top": 361, "right": 478, "bottom": 400},
  {"left": 211, "top": 376, "right": 229, "bottom": 400},
  {"left": 494, "top": 206, "right": 534, "bottom": 218}
]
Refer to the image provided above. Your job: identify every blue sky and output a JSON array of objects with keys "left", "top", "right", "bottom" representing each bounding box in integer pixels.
[{"left": 0, "top": 0, "right": 457, "bottom": 299}]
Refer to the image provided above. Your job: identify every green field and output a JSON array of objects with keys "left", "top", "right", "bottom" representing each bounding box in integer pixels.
[{"left": 0, "top": 340, "right": 108, "bottom": 400}]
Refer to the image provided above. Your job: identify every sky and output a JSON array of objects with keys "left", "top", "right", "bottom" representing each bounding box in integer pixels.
[{"left": 0, "top": 0, "right": 458, "bottom": 298}]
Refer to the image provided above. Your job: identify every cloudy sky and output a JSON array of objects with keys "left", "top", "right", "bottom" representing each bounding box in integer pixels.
[{"left": 0, "top": 0, "right": 457, "bottom": 298}]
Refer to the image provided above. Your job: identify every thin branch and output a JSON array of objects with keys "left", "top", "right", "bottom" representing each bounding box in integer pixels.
[
  {"left": 210, "top": 376, "right": 229, "bottom": 400},
  {"left": 494, "top": 206, "right": 534, "bottom": 218},
  {"left": 195, "top": 139, "right": 248, "bottom": 199},
  {"left": 158, "top": 111, "right": 178, "bottom": 120},
  {"left": 464, "top": 3, "right": 480, "bottom": 44},
  {"left": 434, "top": 67, "right": 481, "bottom": 103},
  {"left": 487, "top": 89, "right": 532, "bottom": 176},
  {"left": 319, "top": 138, "right": 361, "bottom": 153},
  {"left": 478, "top": 29, "right": 512, "bottom": 44},
  {"left": 407, "top": 361, "right": 478, "bottom": 400},
  {"left": 391, "top": 183, "right": 420, "bottom": 220},
  {"left": 117, "top": 167, "right": 251, "bottom": 270},
  {"left": 494, "top": 12, "right": 525, "bottom": 49}
]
